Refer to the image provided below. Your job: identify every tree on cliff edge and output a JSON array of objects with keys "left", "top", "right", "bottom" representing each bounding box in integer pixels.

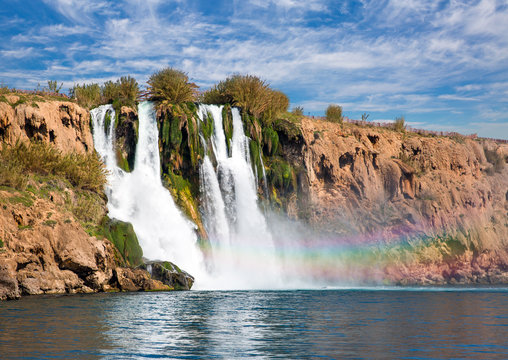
[{"left": 146, "top": 67, "right": 198, "bottom": 107}]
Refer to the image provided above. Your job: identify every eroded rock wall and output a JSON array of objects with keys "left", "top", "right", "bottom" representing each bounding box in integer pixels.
[
  {"left": 278, "top": 117, "right": 508, "bottom": 284},
  {"left": 0, "top": 96, "right": 92, "bottom": 153}
]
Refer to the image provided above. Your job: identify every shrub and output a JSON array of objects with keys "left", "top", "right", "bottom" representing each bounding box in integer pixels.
[
  {"left": 0, "top": 83, "right": 10, "bottom": 94},
  {"left": 292, "top": 106, "right": 304, "bottom": 116},
  {"left": 200, "top": 85, "right": 231, "bottom": 105},
  {"left": 70, "top": 83, "right": 102, "bottom": 109},
  {"left": 225, "top": 74, "right": 271, "bottom": 117},
  {"left": 325, "top": 104, "right": 343, "bottom": 123},
  {"left": 0, "top": 141, "right": 107, "bottom": 193},
  {"left": 147, "top": 67, "right": 198, "bottom": 107},
  {"left": 393, "top": 116, "right": 406, "bottom": 132},
  {"left": 47, "top": 80, "right": 63, "bottom": 94},
  {"left": 102, "top": 76, "right": 139, "bottom": 108},
  {"left": 262, "top": 90, "right": 289, "bottom": 125},
  {"left": 201, "top": 74, "right": 289, "bottom": 124},
  {"left": 101, "top": 80, "right": 119, "bottom": 104},
  {"left": 71, "top": 76, "right": 139, "bottom": 109}
]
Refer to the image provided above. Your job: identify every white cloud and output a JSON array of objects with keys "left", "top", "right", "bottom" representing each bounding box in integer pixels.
[
  {"left": 438, "top": 94, "right": 480, "bottom": 101},
  {"left": 41, "top": 0, "right": 115, "bottom": 24},
  {"left": 0, "top": 47, "right": 34, "bottom": 58}
]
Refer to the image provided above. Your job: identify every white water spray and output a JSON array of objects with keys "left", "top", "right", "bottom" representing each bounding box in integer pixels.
[
  {"left": 91, "top": 102, "right": 206, "bottom": 282},
  {"left": 198, "top": 105, "right": 282, "bottom": 288},
  {"left": 91, "top": 102, "right": 286, "bottom": 289}
]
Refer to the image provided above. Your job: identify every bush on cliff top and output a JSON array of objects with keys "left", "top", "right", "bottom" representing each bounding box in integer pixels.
[
  {"left": 325, "top": 104, "right": 343, "bottom": 124},
  {"left": 146, "top": 67, "right": 198, "bottom": 108},
  {"left": 0, "top": 141, "right": 107, "bottom": 193},
  {"left": 70, "top": 76, "right": 140, "bottom": 110},
  {"left": 102, "top": 76, "right": 139, "bottom": 108},
  {"left": 393, "top": 116, "right": 406, "bottom": 133},
  {"left": 201, "top": 74, "right": 289, "bottom": 125},
  {"left": 70, "top": 83, "right": 102, "bottom": 109}
]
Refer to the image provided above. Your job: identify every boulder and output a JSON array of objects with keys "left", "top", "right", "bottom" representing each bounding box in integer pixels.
[{"left": 142, "top": 261, "right": 195, "bottom": 290}]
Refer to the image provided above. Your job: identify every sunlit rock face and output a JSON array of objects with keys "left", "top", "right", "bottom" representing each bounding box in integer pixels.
[
  {"left": 277, "top": 117, "right": 508, "bottom": 284},
  {"left": 0, "top": 97, "right": 93, "bottom": 154}
]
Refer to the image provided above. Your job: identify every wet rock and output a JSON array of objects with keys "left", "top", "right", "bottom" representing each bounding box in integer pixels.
[
  {"left": 142, "top": 261, "right": 195, "bottom": 290},
  {"left": 0, "top": 260, "right": 20, "bottom": 300},
  {"left": 114, "top": 267, "right": 172, "bottom": 292}
]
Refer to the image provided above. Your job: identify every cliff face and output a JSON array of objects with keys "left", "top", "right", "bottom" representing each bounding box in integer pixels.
[
  {"left": 0, "top": 95, "right": 92, "bottom": 153},
  {"left": 278, "top": 118, "right": 508, "bottom": 284},
  {"left": 0, "top": 97, "right": 193, "bottom": 300},
  {"left": 2, "top": 94, "right": 507, "bottom": 292},
  {"left": 0, "top": 186, "right": 117, "bottom": 299}
]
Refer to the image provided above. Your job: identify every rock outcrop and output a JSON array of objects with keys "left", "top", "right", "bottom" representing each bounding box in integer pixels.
[
  {"left": 0, "top": 186, "right": 116, "bottom": 299},
  {"left": 0, "top": 96, "right": 92, "bottom": 153},
  {"left": 142, "top": 261, "right": 195, "bottom": 290},
  {"left": 114, "top": 106, "right": 138, "bottom": 171},
  {"left": 0, "top": 182, "right": 195, "bottom": 300}
]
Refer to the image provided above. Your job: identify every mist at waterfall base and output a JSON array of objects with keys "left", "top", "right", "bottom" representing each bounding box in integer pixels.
[{"left": 91, "top": 102, "right": 380, "bottom": 290}]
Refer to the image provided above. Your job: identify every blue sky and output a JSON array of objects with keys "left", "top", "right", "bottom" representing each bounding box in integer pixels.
[{"left": 1, "top": 0, "right": 508, "bottom": 139}]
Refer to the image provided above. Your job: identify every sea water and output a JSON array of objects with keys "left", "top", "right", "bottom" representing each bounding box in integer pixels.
[{"left": 1, "top": 289, "right": 507, "bottom": 359}]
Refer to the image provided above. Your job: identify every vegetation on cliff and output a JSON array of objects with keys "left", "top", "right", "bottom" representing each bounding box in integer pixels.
[
  {"left": 201, "top": 74, "right": 289, "bottom": 125},
  {"left": 325, "top": 104, "right": 343, "bottom": 124},
  {"left": 0, "top": 141, "right": 107, "bottom": 193},
  {"left": 0, "top": 140, "right": 145, "bottom": 268},
  {"left": 146, "top": 67, "right": 198, "bottom": 107},
  {"left": 70, "top": 76, "right": 139, "bottom": 111}
]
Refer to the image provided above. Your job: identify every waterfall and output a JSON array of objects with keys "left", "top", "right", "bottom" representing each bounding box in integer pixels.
[
  {"left": 91, "top": 102, "right": 284, "bottom": 290},
  {"left": 198, "top": 105, "right": 282, "bottom": 289},
  {"left": 90, "top": 102, "right": 206, "bottom": 282},
  {"left": 259, "top": 151, "right": 269, "bottom": 200}
]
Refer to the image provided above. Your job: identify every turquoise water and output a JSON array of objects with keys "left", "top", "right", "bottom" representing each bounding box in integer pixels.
[{"left": 1, "top": 289, "right": 507, "bottom": 359}]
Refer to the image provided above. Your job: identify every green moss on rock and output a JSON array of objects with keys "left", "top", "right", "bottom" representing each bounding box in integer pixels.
[
  {"left": 99, "top": 217, "right": 143, "bottom": 267},
  {"left": 268, "top": 157, "right": 295, "bottom": 191},
  {"left": 222, "top": 105, "right": 233, "bottom": 152},
  {"left": 249, "top": 140, "right": 263, "bottom": 179},
  {"left": 104, "top": 111, "right": 112, "bottom": 135},
  {"left": 262, "top": 127, "right": 279, "bottom": 156}
]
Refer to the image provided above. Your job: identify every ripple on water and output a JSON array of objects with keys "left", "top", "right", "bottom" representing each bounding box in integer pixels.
[{"left": 0, "top": 289, "right": 507, "bottom": 359}]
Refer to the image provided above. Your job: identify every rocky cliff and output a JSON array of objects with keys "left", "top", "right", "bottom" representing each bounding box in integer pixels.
[
  {"left": 277, "top": 118, "right": 508, "bottom": 284},
  {"left": 2, "top": 93, "right": 507, "bottom": 296},
  {"left": 0, "top": 94, "right": 92, "bottom": 153},
  {"left": 0, "top": 95, "right": 193, "bottom": 300},
  {"left": 114, "top": 102, "right": 508, "bottom": 285}
]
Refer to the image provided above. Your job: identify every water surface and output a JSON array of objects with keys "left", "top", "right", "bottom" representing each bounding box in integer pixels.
[{"left": 1, "top": 289, "right": 507, "bottom": 359}]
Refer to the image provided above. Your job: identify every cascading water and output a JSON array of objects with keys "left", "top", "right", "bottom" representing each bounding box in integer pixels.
[
  {"left": 198, "top": 105, "right": 282, "bottom": 288},
  {"left": 91, "top": 102, "right": 206, "bottom": 282},
  {"left": 91, "top": 101, "right": 284, "bottom": 290}
]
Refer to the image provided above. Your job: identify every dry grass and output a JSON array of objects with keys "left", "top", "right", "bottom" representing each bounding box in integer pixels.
[{"left": 0, "top": 141, "right": 107, "bottom": 193}]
